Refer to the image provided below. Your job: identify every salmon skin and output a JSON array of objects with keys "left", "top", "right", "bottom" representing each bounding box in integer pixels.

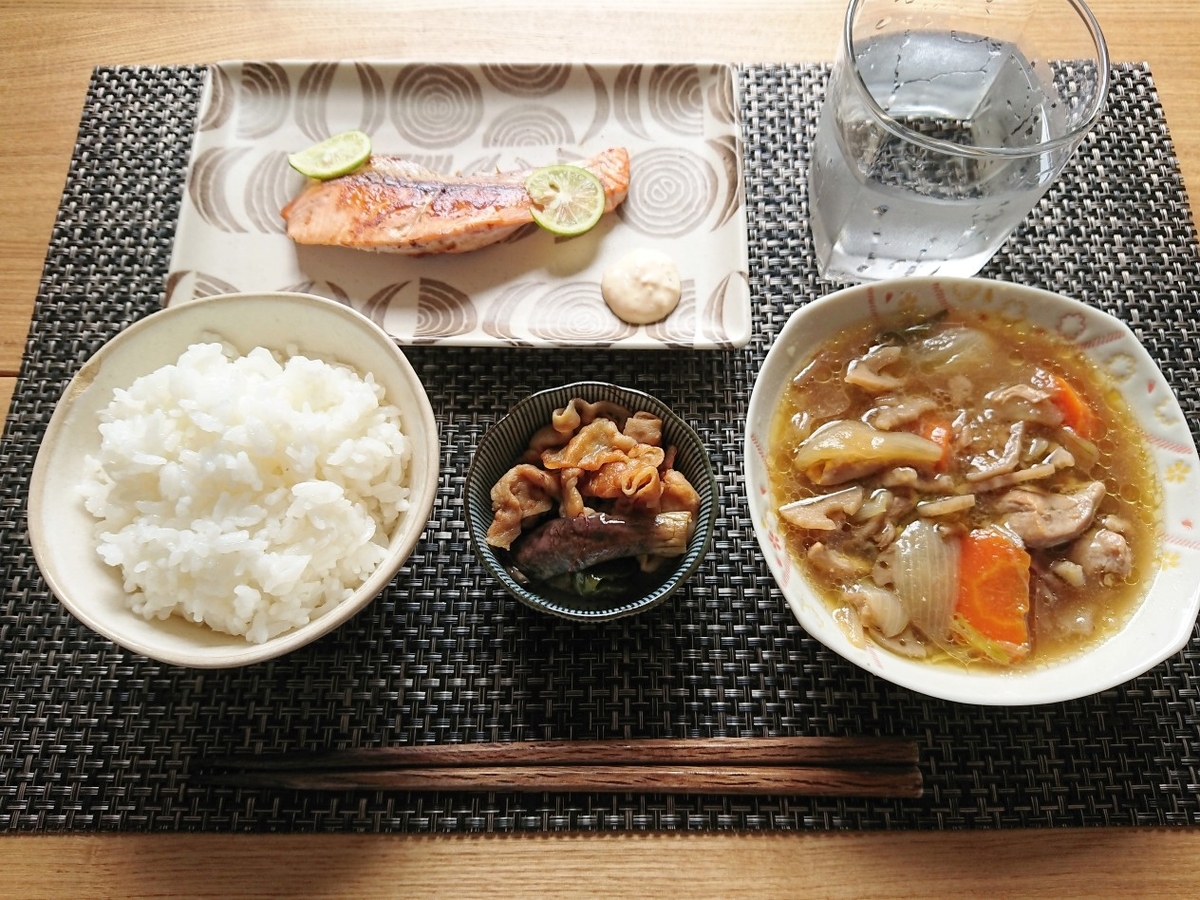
[{"left": 280, "top": 147, "right": 631, "bottom": 255}]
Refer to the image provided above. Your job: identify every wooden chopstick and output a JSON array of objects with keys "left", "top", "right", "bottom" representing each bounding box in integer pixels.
[
  {"left": 199, "top": 736, "right": 922, "bottom": 798},
  {"left": 201, "top": 763, "right": 922, "bottom": 797},
  {"left": 207, "top": 736, "right": 919, "bottom": 770}
]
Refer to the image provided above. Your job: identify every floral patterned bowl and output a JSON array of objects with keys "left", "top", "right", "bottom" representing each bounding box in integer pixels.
[{"left": 744, "top": 276, "right": 1200, "bottom": 705}]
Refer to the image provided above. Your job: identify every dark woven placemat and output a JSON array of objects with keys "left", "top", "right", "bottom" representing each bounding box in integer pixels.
[{"left": 2, "top": 63, "right": 1199, "bottom": 833}]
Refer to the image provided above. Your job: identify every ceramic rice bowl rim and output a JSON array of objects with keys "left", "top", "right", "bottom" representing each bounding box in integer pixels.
[
  {"left": 744, "top": 276, "right": 1200, "bottom": 706},
  {"left": 28, "top": 291, "right": 440, "bottom": 668},
  {"left": 467, "top": 381, "right": 717, "bottom": 622}
]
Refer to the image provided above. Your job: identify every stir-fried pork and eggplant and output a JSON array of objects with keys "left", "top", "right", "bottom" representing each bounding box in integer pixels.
[
  {"left": 487, "top": 398, "right": 700, "bottom": 601},
  {"left": 768, "top": 311, "right": 1160, "bottom": 668}
]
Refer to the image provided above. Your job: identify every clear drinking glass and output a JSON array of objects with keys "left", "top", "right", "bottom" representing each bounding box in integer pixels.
[{"left": 810, "top": 0, "right": 1110, "bottom": 282}]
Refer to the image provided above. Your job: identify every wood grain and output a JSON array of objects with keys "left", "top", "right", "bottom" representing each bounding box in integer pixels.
[{"left": 0, "top": 828, "right": 1196, "bottom": 899}]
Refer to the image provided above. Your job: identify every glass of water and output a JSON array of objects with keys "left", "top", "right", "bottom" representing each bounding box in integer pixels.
[{"left": 810, "top": 0, "right": 1109, "bottom": 282}]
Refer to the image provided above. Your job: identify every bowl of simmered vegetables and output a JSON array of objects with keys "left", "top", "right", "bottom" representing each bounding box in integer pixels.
[
  {"left": 466, "top": 382, "right": 717, "bottom": 622},
  {"left": 746, "top": 276, "right": 1200, "bottom": 705}
]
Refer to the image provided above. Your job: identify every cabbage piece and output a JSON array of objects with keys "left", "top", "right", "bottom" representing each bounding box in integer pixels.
[
  {"left": 792, "top": 419, "right": 944, "bottom": 486},
  {"left": 911, "top": 325, "right": 998, "bottom": 375}
]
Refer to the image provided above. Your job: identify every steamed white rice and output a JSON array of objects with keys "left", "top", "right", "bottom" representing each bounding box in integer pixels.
[{"left": 80, "top": 341, "right": 412, "bottom": 644}]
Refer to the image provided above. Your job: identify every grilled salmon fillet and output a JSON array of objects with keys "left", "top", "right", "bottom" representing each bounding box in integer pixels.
[{"left": 281, "top": 147, "right": 630, "bottom": 255}]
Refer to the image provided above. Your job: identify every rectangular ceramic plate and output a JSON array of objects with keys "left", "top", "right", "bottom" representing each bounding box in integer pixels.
[{"left": 167, "top": 61, "right": 752, "bottom": 349}]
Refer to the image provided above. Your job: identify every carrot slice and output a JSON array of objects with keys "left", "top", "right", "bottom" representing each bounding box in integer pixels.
[
  {"left": 1033, "top": 370, "right": 1099, "bottom": 439},
  {"left": 951, "top": 528, "right": 1032, "bottom": 665},
  {"left": 915, "top": 416, "right": 954, "bottom": 471}
]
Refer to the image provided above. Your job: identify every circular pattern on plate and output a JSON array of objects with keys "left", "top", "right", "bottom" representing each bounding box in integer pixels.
[
  {"left": 525, "top": 282, "right": 637, "bottom": 345},
  {"left": 391, "top": 64, "right": 483, "bottom": 148},
  {"left": 414, "top": 278, "right": 477, "bottom": 340},
  {"left": 648, "top": 64, "right": 704, "bottom": 134},
  {"left": 620, "top": 147, "right": 718, "bottom": 238},
  {"left": 482, "top": 104, "right": 575, "bottom": 147},
  {"left": 481, "top": 64, "right": 571, "bottom": 97},
  {"left": 237, "top": 62, "right": 291, "bottom": 140}
]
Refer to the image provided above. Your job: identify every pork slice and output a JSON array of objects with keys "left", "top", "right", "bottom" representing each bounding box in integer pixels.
[
  {"left": 1070, "top": 528, "right": 1133, "bottom": 580},
  {"left": 995, "top": 481, "right": 1106, "bottom": 548}
]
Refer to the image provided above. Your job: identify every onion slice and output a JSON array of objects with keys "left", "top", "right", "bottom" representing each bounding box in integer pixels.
[{"left": 886, "top": 519, "right": 961, "bottom": 641}]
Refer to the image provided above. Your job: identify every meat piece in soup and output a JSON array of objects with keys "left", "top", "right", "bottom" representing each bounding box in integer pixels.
[{"left": 767, "top": 311, "right": 1161, "bottom": 668}]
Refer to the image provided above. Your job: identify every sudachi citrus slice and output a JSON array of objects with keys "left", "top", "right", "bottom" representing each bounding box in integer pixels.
[
  {"left": 524, "top": 164, "right": 606, "bottom": 236},
  {"left": 287, "top": 130, "right": 372, "bottom": 180}
]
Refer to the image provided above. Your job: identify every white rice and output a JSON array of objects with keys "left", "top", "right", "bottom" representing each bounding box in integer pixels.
[{"left": 80, "top": 341, "right": 412, "bottom": 644}]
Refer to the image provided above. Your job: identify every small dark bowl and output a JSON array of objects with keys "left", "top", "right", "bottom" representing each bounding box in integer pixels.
[{"left": 466, "top": 382, "right": 717, "bottom": 622}]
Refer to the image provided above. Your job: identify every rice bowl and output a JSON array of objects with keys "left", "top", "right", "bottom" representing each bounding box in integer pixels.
[
  {"left": 28, "top": 292, "right": 440, "bottom": 668},
  {"left": 81, "top": 341, "right": 413, "bottom": 644}
]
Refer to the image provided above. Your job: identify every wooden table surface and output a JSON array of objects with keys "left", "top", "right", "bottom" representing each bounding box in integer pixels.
[{"left": 2, "top": 1, "right": 1199, "bottom": 896}]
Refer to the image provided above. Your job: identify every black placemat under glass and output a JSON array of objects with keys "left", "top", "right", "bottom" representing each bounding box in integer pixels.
[{"left": 2, "top": 63, "right": 1199, "bottom": 833}]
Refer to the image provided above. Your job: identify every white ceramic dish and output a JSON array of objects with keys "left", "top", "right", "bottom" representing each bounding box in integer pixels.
[
  {"left": 28, "top": 292, "right": 440, "bottom": 668},
  {"left": 745, "top": 276, "right": 1200, "bottom": 705},
  {"left": 167, "top": 61, "right": 751, "bottom": 350}
]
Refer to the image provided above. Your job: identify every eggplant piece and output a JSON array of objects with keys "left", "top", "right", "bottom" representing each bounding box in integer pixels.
[{"left": 511, "top": 511, "right": 694, "bottom": 582}]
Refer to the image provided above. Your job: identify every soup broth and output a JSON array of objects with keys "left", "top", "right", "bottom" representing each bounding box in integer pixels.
[{"left": 767, "top": 309, "right": 1161, "bottom": 670}]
